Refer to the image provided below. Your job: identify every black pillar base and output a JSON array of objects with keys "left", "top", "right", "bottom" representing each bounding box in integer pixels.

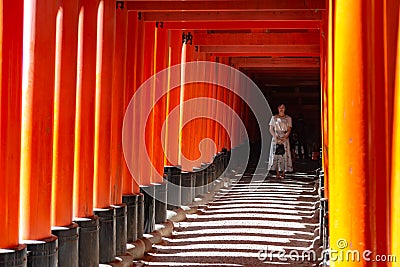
[
  {"left": 140, "top": 186, "right": 155, "bottom": 234},
  {"left": 93, "top": 208, "right": 116, "bottom": 264},
  {"left": 75, "top": 215, "right": 99, "bottom": 267},
  {"left": 0, "top": 244, "right": 27, "bottom": 267},
  {"left": 154, "top": 183, "right": 167, "bottom": 224},
  {"left": 112, "top": 204, "right": 127, "bottom": 256},
  {"left": 201, "top": 163, "right": 210, "bottom": 194},
  {"left": 122, "top": 194, "right": 138, "bottom": 242},
  {"left": 51, "top": 223, "right": 78, "bottom": 267},
  {"left": 25, "top": 235, "right": 58, "bottom": 267},
  {"left": 164, "top": 166, "right": 181, "bottom": 209},
  {"left": 193, "top": 167, "right": 204, "bottom": 197},
  {"left": 180, "top": 172, "right": 194, "bottom": 206},
  {"left": 137, "top": 193, "right": 144, "bottom": 239}
]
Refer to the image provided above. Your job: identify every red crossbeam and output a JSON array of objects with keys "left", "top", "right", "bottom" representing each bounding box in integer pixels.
[
  {"left": 194, "top": 32, "right": 319, "bottom": 45},
  {"left": 127, "top": 0, "right": 325, "bottom": 11},
  {"left": 163, "top": 21, "right": 321, "bottom": 29},
  {"left": 199, "top": 45, "right": 320, "bottom": 56},
  {"left": 142, "top": 10, "right": 323, "bottom": 21},
  {"left": 230, "top": 57, "right": 320, "bottom": 68}
]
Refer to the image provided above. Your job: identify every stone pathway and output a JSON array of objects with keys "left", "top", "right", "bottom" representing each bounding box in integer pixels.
[{"left": 137, "top": 167, "right": 321, "bottom": 267}]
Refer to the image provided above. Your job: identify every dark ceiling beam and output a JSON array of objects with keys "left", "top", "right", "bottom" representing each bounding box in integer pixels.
[
  {"left": 141, "top": 10, "right": 323, "bottom": 21},
  {"left": 162, "top": 21, "right": 321, "bottom": 30},
  {"left": 242, "top": 68, "right": 320, "bottom": 74},
  {"left": 231, "top": 57, "right": 320, "bottom": 68},
  {"left": 199, "top": 45, "right": 320, "bottom": 56},
  {"left": 126, "top": 0, "right": 325, "bottom": 11},
  {"left": 267, "top": 91, "right": 320, "bottom": 97},
  {"left": 194, "top": 32, "right": 319, "bottom": 46}
]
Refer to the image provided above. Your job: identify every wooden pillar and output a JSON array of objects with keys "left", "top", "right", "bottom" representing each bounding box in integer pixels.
[
  {"left": 180, "top": 41, "right": 196, "bottom": 170},
  {"left": 231, "top": 66, "right": 240, "bottom": 148},
  {"left": 230, "top": 66, "right": 236, "bottom": 149},
  {"left": 123, "top": 11, "right": 140, "bottom": 194},
  {"left": 51, "top": 0, "right": 79, "bottom": 227},
  {"left": 215, "top": 58, "right": 224, "bottom": 152},
  {"left": 0, "top": 0, "right": 23, "bottom": 248},
  {"left": 199, "top": 52, "right": 212, "bottom": 163},
  {"left": 152, "top": 24, "right": 168, "bottom": 181},
  {"left": 141, "top": 22, "right": 155, "bottom": 185},
  {"left": 164, "top": 30, "right": 182, "bottom": 166},
  {"left": 330, "top": 0, "right": 368, "bottom": 259},
  {"left": 208, "top": 55, "right": 218, "bottom": 159},
  {"left": 74, "top": 0, "right": 99, "bottom": 218},
  {"left": 220, "top": 58, "right": 230, "bottom": 150},
  {"left": 93, "top": 0, "right": 115, "bottom": 208},
  {"left": 178, "top": 41, "right": 186, "bottom": 167},
  {"left": 391, "top": 8, "right": 400, "bottom": 265},
  {"left": 134, "top": 16, "right": 145, "bottom": 185},
  {"left": 364, "top": 1, "right": 389, "bottom": 258},
  {"left": 320, "top": 7, "right": 329, "bottom": 195},
  {"left": 327, "top": 0, "right": 334, "bottom": 220},
  {"left": 110, "top": 2, "right": 127, "bottom": 205},
  {"left": 384, "top": 0, "right": 400, "bottom": 170},
  {"left": 20, "top": 0, "right": 58, "bottom": 240},
  {"left": 330, "top": 0, "right": 389, "bottom": 264},
  {"left": 210, "top": 57, "right": 219, "bottom": 153}
]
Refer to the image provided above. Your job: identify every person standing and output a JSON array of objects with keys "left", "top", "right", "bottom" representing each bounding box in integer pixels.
[{"left": 268, "top": 103, "right": 293, "bottom": 178}]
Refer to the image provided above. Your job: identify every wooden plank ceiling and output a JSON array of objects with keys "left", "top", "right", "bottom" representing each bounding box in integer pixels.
[{"left": 126, "top": 0, "right": 325, "bottom": 117}]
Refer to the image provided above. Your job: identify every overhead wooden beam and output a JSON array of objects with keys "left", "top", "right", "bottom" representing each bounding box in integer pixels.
[
  {"left": 129, "top": 0, "right": 237, "bottom": 1},
  {"left": 142, "top": 10, "right": 323, "bottom": 21},
  {"left": 243, "top": 68, "right": 320, "bottom": 74},
  {"left": 268, "top": 91, "right": 320, "bottom": 97},
  {"left": 127, "top": 0, "right": 325, "bottom": 11},
  {"left": 213, "top": 52, "right": 319, "bottom": 57},
  {"left": 199, "top": 45, "right": 320, "bottom": 56},
  {"left": 162, "top": 21, "right": 321, "bottom": 29},
  {"left": 231, "top": 57, "right": 320, "bottom": 68},
  {"left": 194, "top": 32, "right": 319, "bottom": 46}
]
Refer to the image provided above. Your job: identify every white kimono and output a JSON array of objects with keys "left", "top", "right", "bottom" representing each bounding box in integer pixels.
[{"left": 268, "top": 115, "right": 293, "bottom": 172}]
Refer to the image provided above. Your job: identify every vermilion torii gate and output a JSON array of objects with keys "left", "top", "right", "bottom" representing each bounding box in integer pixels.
[{"left": 1, "top": 0, "right": 400, "bottom": 266}]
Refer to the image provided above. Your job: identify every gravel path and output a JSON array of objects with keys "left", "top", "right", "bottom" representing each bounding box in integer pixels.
[{"left": 137, "top": 166, "right": 321, "bottom": 267}]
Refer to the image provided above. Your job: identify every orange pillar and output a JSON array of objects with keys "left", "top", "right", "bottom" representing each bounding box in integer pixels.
[
  {"left": 384, "top": 0, "right": 400, "bottom": 170},
  {"left": 110, "top": 3, "right": 127, "bottom": 205},
  {"left": 215, "top": 57, "right": 225, "bottom": 153},
  {"left": 51, "top": 0, "right": 79, "bottom": 227},
  {"left": 123, "top": 11, "right": 140, "bottom": 195},
  {"left": 134, "top": 16, "right": 145, "bottom": 185},
  {"left": 180, "top": 41, "right": 196, "bottom": 170},
  {"left": 153, "top": 24, "right": 168, "bottom": 181},
  {"left": 178, "top": 40, "right": 187, "bottom": 167},
  {"left": 330, "top": 0, "right": 368, "bottom": 260},
  {"left": 164, "top": 30, "right": 182, "bottom": 166},
  {"left": 231, "top": 66, "right": 240, "bottom": 148},
  {"left": 74, "top": 0, "right": 99, "bottom": 219},
  {"left": 0, "top": 0, "right": 23, "bottom": 249},
  {"left": 221, "top": 58, "right": 231, "bottom": 150},
  {"left": 199, "top": 52, "right": 212, "bottom": 163},
  {"left": 121, "top": 10, "right": 141, "bottom": 244},
  {"left": 327, "top": 0, "right": 334, "bottom": 235},
  {"left": 320, "top": 10, "right": 329, "bottom": 196},
  {"left": 20, "top": 0, "right": 57, "bottom": 241},
  {"left": 141, "top": 22, "right": 155, "bottom": 185},
  {"left": 207, "top": 55, "right": 218, "bottom": 160},
  {"left": 330, "top": 0, "right": 389, "bottom": 265},
  {"left": 93, "top": 0, "right": 115, "bottom": 209},
  {"left": 364, "top": 2, "right": 389, "bottom": 257},
  {"left": 391, "top": 8, "right": 400, "bottom": 265}
]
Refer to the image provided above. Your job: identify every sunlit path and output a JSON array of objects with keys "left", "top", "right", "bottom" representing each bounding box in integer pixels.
[{"left": 136, "top": 165, "right": 320, "bottom": 267}]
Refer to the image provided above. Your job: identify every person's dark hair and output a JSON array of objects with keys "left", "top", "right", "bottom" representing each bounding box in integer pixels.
[{"left": 277, "top": 103, "right": 286, "bottom": 109}]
